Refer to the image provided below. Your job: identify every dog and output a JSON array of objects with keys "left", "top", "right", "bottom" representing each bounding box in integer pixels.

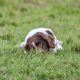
[{"left": 19, "top": 28, "right": 63, "bottom": 53}]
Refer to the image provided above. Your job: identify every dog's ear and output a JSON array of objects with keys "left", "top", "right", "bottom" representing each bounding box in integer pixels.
[
  {"left": 47, "top": 35, "right": 55, "bottom": 48},
  {"left": 39, "top": 33, "right": 55, "bottom": 48}
]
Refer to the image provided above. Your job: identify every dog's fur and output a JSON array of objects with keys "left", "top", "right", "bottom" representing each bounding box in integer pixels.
[{"left": 19, "top": 28, "right": 63, "bottom": 52}]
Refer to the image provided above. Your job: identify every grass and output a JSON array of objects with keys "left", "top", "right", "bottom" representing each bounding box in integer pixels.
[{"left": 0, "top": 0, "right": 80, "bottom": 80}]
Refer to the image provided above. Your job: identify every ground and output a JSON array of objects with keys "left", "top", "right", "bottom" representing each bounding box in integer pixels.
[{"left": 0, "top": 0, "right": 80, "bottom": 80}]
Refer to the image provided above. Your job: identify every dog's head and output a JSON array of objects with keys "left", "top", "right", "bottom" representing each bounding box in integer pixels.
[
  {"left": 24, "top": 31, "right": 56, "bottom": 51},
  {"left": 19, "top": 28, "right": 63, "bottom": 52}
]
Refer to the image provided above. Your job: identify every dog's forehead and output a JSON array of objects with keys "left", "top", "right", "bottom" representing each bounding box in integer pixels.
[{"left": 25, "top": 28, "right": 50, "bottom": 42}]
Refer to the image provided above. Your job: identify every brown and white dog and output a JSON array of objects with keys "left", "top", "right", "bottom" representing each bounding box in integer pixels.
[{"left": 19, "top": 28, "right": 63, "bottom": 53}]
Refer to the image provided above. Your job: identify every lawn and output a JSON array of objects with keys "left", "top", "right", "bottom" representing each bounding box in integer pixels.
[{"left": 0, "top": 0, "right": 80, "bottom": 80}]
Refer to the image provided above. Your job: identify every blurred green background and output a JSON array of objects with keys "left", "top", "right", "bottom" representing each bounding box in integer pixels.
[{"left": 0, "top": 0, "right": 80, "bottom": 80}]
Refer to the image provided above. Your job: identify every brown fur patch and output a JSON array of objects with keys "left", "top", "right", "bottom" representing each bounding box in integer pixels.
[{"left": 25, "top": 32, "right": 55, "bottom": 51}]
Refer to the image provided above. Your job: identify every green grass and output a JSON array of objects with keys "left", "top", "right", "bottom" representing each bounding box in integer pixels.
[{"left": 0, "top": 0, "right": 80, "bottom": 80}]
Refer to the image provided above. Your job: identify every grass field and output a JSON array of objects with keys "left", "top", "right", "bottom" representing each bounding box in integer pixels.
[{"left": 0, "top": 0, "right": 80, "bottom": 80}]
